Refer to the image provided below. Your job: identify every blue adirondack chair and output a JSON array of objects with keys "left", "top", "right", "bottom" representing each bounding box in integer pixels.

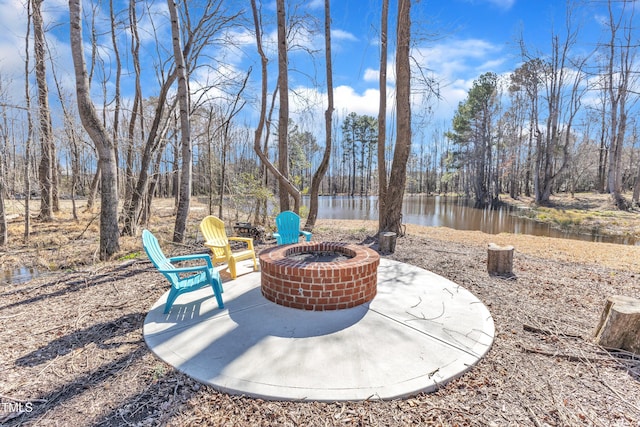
[
  {"left": 273, "top": 211, "right": 312, "bottom": 245},
  {"left": 142, "top": 229, "right": 224, "bottom": 313}
]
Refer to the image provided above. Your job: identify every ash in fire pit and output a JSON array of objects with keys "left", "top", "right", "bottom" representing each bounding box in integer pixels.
[{"left": 286, "top": 251, "right": 353, "bottom": 263}]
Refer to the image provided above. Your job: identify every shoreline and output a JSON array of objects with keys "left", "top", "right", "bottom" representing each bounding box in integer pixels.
[
  {"left": 315, "top": 219, "right": 640, "bottom": 274},
  {"left": 307, "top": 192, "right": 640, "bottom": 244}
]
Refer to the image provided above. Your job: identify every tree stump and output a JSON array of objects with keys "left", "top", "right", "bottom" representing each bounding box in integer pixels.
[
  {"left": 594, "top": 295, "right": 640, "bottom": 354},
  {"left": 379, "top": 232, "right": 397, "bottom": 254},
  {"left": 487, "top": 243, "right": 514, "bottom": 276}
]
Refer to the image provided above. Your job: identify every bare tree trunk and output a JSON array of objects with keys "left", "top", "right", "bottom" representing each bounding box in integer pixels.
[
  {"left": 69, "top": 0, "right": 120, "bottom": 260},
  {"left": 122, "top": 0, "right": 141, "bottom": 217},
  {"left": 23, "top": 0, "right": 32, "bottom": 243},
  {"left": 276, "top": 0, "right": 292, "bottom": 212},
  {"left": 122, "top": 0, "right": 237, "bottom": 236},
  {"left": 380, "top": 0, "right": 411, "bottom": 236},
  {"left": 255, "top": 92, "right": 278, "bottom": 226},
  {"left": 216, "top": 73, "right": 249, "bottom": 220},
  {"left": 168, "top": 0, "right": 192, "bottom": 243},
  {"left": 110, "top": 0, "right": 122, "bottom": 177},
  {"left": 597, "top": 100, "right": 608, "bottom": 193},
  {"left": 204, "top": 108, "right": 215, "bottom": 215},
  {"left": 218, "top": 124, "right": 228, "bottom": 219},
  {"left": 604, "top": 0, "right": 634, "bottom": 210},
  {"left": 250, "top": 0, "right": 301, "bottom": 215},
  {"left": 377, "top": 0, "right": 389, "bottom": 233},
  {"left": 120, "top": 75, "right": 177, "bottom": 236},
  {"left": 305, "top": 0, "right": 334, "bottom": 230},
  {"left": 33, "top": 0, "right": 54, "bottom": 221},
  {"left": 632, "top": 161, "right": 640, "bottom": 205},
  {"left": 49, "top": 37, "right": 80, "bottom": 221},
  {"left": 532, "top": 7, "right": 582, "bottom": 205},
  {"left": 142, "top": 138, "right": 168, "bottom": 228},
  {"left": 172, "top": 116, "right": 180, "bottom": 207},
  {"left": 86, "top": 165, "right": 100, "bottom": 212},
  {"left": 0, "top": 107, "right": 7, "bottom": 246}
]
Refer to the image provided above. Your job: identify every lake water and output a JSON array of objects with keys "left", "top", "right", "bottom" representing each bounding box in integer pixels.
[{"left": 305, "top": 195, "right": 637, "bottom": 245}]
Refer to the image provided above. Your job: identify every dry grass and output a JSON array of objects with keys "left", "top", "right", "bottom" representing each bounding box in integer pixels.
[
  {"left": 0, "top": 195, "right": 639, "bottom": 426},
  {"left": 314, "top": 219, "right": 640, "bottom": 274}
]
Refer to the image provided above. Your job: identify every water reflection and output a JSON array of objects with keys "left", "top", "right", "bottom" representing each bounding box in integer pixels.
[
  {"left": 2, "top": 266, "right": 40, "bottom": 286},
  {"left": 304, "top": 195, "right": 637, "bottom": 246}
]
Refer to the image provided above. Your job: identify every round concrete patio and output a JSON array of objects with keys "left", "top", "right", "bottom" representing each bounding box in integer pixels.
[{"left": 143, "top": 258, "right": 495, "bottom": 401}]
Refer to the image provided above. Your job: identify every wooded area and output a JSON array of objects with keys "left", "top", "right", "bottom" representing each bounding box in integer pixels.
[{"left": 0, "top": 0, "right": 638, "bottom": 258}]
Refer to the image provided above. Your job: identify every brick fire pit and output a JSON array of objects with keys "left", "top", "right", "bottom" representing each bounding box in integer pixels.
[{"left": 259, "top": 242, "right": 380, "bottom": 311}]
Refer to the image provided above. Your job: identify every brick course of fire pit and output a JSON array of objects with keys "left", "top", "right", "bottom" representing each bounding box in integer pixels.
[{"left": 259, "top": 242, "right": 380, "bottom": 311}]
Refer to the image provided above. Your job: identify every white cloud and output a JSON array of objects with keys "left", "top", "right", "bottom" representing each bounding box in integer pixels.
[
  {"left": 331, "top": 29, "right": 358, "bottom": 42},
  {"left": 333, "top": 85, "right": 382, "bottom": 116},
  {"left": 306, "top": 0, "right": 325, "bottom": 10},
  {"left": 285, "top": 84, "right": 388, "bottom": 129},
  {"left": 0, "top": 1, "right": 30, "bottom": 85},
  {"left": 480, "top": 0, "right": 515, "bottom": 10},
  {"left": 363, "top": 68, "right": 378, "bottom": 83},
  {"left": 457, "top": 0, "right": 515, "bottom": 11},
  {"left": 411, "top": 38, "right": 508, "bottom": 120},
  {"left": 285, "top": 36, "right": 511, "bottom": 125}
]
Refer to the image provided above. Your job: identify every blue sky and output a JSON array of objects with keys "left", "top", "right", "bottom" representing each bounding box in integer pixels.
[{"left": 0, "top": 0, "right": 621, "bottom": 132}]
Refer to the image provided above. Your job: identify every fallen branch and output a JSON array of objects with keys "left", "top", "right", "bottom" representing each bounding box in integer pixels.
[
  {"left": 599, "top": 379, "right": 640, "bottom": 415},
  {"left": 523, "top": 324, "right": 582, "bottom": 338},
  {"left": 0, "top": 394, "right": 47, "bottom": 403},
  {"left": 517, "top": 343, "right": 609, "bottom": 363},
  {"left": 75, "top": 213, "right": 100, "bottom": 240},
  {"left": 525, "top": 405, "right": 543, "bottom": 427},
  {"left": 0, "top": 312, "right": 23, "bottom": 320}
]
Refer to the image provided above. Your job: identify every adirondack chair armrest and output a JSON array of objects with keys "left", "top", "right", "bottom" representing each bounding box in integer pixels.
[
  {"left": 156, "top": 264, "right": 211, "bottom": 274},
  {"left": 228, "top": 236, "right": 254, "bottom": 249},
  {"left": 168, "top": 253, "right": 213, "bottom": 268},
  {"left": 300, "top": 230, "right": 312, "bottom": 241}
]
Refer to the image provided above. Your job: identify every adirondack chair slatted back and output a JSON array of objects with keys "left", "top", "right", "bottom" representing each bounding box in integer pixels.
[
  {"left": 142, "top": 230, "right": 180, "bottom": 286},
  {"left": 274, "top": 211, "right": 311, "bottom": 245},
  {"left": 199, "top": 215, "right": 258, "bottom": 279},
  {"left": 199, "top": 216, "right": 230, "bottom": 263},
  {"left": 276, "top": 211, "right": 301, "bottom": 244}
]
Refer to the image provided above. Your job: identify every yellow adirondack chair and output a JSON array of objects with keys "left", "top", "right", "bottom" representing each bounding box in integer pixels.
[{"left": 199, "top": 216, "right": 258, "bottom": 279}]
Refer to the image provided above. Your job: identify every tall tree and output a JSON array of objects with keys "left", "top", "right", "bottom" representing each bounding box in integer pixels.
[
  {"left": 341, "top": 112, "right": 359, "bottom": 196},
  {"left": 604, "top": 0, "right": 637, "bottom": 209},
  {"left": 534, "top": 7, "right": 585, "bottom": 205},
  {"left": 122, "top": 0, "right": 142, "bottom": 218},
  {"left": 377, "top": 0, "right": 389, "bottom": 233},
  {"left": 510, "top": 58, "right": 543, "bottom": 197},
  {"left": 69, "top": 0, "right": 120, "bottom": 259},
  {"left": 518, "top": 3, "right": 585, "bottom": 205},
  {"left": 168, "top": 0, "right": 192, "bottom": 243},
  {"left": 276, "top": 0, "right": 295, "bottom": 212},
  {"left": 0, "top": 87, "right": 8, "bottom": 246},
  {"left": 23, "top": 0, "right": 33, "bottom": 243},
  {"left": 32, "top": 0, "right": 55, "bottom": 221},
  {"left": 379, "top": 0, "right": 411, "bottom": 235},
  {"left": 121, "top": 0, "right": 238, "bottom": 236},
  {"left": 305, "top": 0, "right": 334, "bottom": 230},
  {"left": 448, "top": 72, "right": 498, "bottom": 207},
  {"left": 250, "top": 0, "right": 301, "bottom": 216}
]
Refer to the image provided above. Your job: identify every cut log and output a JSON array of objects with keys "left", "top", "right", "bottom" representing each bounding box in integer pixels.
[
  {"left": 379, "top": 232, "right": 397, "bottom": 254},
  {"left": 487, "top": 243, "right": 514, "bottom": 276},
  {"left": 594, "top": 295, "right": 640, "bottom": 354}
]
